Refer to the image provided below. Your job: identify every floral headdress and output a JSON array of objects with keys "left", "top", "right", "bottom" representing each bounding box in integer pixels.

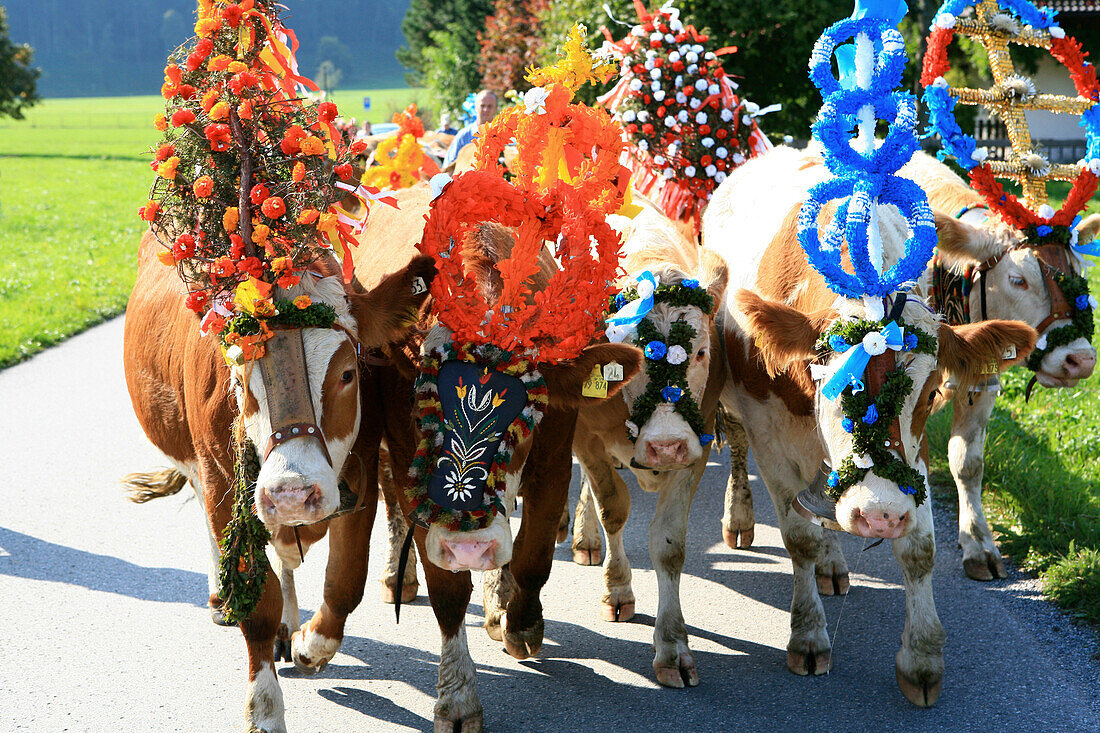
[
  {"left": 361, "top": 104, "right": 440, "bottom": 191},
  {"left": 606, "top": 271, "right": 716, "bottom": 447},
  {"left": 143, "top": 0, "right": 396, "bottom": 364},
  {"left": 921, "top": 0, "right": 1100, "bottom": 377},
  {"left": 406, "top": 27, "right": 628, "bottom": 531},
  {"left": 799, "top": 0, "right": 939, "bottom": 507},
  {"left": 598, "top": 1, "right": 776, "bottom": 231}
]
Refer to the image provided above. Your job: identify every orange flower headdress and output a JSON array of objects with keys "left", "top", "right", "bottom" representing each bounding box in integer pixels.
[
  {"left": 361, "top": 104, "right": 441, "bottom": 191},
  {"left": 143, "top": 0, "right": 396, "bottom": 358}
]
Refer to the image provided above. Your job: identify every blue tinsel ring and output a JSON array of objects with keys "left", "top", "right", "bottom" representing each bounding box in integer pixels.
[
  {"left": 808, "top": 19, "right": 907, "bottom": 100},
  {"left": 814, "top": 90, "right": 919, "bottom": 174}
]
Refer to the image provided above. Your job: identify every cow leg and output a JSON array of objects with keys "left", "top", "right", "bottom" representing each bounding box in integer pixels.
[
  {"left": 571, "top": 477, "right": 604, "bottom": 566},
  {"left": 291, "top": 483, "right": 379, "bottom": 675},
  {"left": 575, "top": 447, "right": 634, "bottom": 622},
  {"left": 187, "top": 479, "right": 232, "bottom": 625},
  {"left": 556, "top": 504, "right": 570, "bottom": 544},
  {"left": 380, "top": 448, "right": 419, "bottom": 604},
  {"left": 892, "top": 503, "right": 945, "bottom": 707},
  {"left": 501, "top": 409, "right": 578, "bottom": 660},
  {"left": 720, "top": 411, "right": 755, "bottom": 549},
  {"left": 649, "top": 461, "right": 706, "bottom": 688},
  {"left": 482, "top": 563, "right": 517, "bottom": 642},
  {"left": 419, "top": 531, "right": 482, "bottom": 732},
  {"left": 947, "top": 390, "right": 1007, "bottom": 580},
  {"left": 815, "top": 530, "right": 850, "bottom": 596},
  {"left": 270, "top": 548, "right": 300, "bottom": 664}
]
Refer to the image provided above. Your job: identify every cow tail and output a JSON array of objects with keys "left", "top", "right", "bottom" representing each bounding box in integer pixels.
[{"left": 121, "top": 468, "right": 188, "bottom": 503}]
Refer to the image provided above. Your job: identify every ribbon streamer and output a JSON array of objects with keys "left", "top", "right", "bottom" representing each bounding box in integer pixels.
[
  {"left": 605, "top": 271, "right": 658, "bottom": 343},
  {"left": 821, "top": 320, "right": 904, "bottom": 400}
]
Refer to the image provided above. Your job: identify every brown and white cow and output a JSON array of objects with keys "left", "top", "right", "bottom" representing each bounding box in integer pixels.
[
  {"left": 352, "top": 184, "right": 643, "bottom": 731},
  {"left": 716, "top": 147, "right": 1100, "bottom": 582},
  {"left": 123, "top": 230, "right": 435, "bottom": 732},
  {"left": 701, "top": 149, "right": 1037, "bottom": 705},
  {"left": 566, "top": 206, "right": 728, "bottom": 687}
]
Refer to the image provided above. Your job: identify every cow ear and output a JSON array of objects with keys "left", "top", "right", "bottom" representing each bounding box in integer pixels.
[
  {"left": 541, "top": 343, "right": 644, "bottom": 409},
  {"left": 938, "top": 320, "right": 1037, "bottom": 388},
  {"left": 349, "top": 255, "right": 437, "bottom": 347},
  {"left": 1078, "top": 213, "right": 1100, "bottom": 246},
  {"left": 933, "top": 210, "right": 1002, "bottom": 268},
  {"left": 737, "top": 289, "right": 835, "bottom": 377},
  {"left": 698, "top": 249, "right": 729, "bottom": 313}
]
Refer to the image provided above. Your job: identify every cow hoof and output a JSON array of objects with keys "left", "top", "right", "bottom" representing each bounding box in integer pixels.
[
  {"left": 815, "top": 571, "right": 850, "bottom": 596},
  {"left": 963, "top": 551, "right": 1008, "bottom": 581},
  {"left": 572, "top": 547, "right": 603, "bottom": 566},
  {"left": 434, "top": 711, "right": 483, "bottom": 733},
  {"left": 722, "top": 525, "right": 754, "bottom": 549},
  {"left": 653, "top": 653, "right": 699, "bottom": 688},
  {"left": 556, "top": 525, "right": 569, "bottom": 544},
  {"left": 503, "top": 617, "right": 544, "bottom": 660},
  {"left": 600, "top": 600, "right": 635, "bottom": 623},
  {"left": 290, "top": 627, "right": 338, "bottom": 676},
  {"left": 273, "top": 623, "right": 293, "bottom": 663},
  {"left": 896, "top": 666, "right": 942, "bottom": 707},
  {"left": 484, "top": 612, "right": 504, "bottom": 642},
  {"left": 787, "top": 648, "right": 832, "bottom": 676},
  {"left": 381, "top": 581, "right": 418, "bottom": 605}
]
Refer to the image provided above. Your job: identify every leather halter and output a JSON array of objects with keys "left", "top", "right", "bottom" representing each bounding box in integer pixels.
[{"left": 257, "top": 329, "right": 334, "bottom": 465}]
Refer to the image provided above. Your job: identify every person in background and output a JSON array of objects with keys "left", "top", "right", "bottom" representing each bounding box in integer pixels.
[
  {"left": 436, "top": 112, "right": 457, "bottom": 136},
  {"left": 442, "top": 90, "right": 498, "bottom": 170}
]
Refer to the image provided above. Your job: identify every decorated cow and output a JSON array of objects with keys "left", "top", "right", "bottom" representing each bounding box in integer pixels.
[
  {"left": 703, "top": 1, "right": 1037, "bottom": 706},
  {"left": 121, "top": 3, "right": 436, "bottom": 730}
]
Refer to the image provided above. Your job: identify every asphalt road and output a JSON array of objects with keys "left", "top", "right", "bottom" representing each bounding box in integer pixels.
[{"left": 3, "top": 317, "right": 1100, "bottom": 732}]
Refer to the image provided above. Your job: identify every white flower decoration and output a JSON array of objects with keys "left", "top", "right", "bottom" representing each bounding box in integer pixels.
[
  {"left": 670, "top": 19, "right": 683, "bottom": 32},
  {"left": 676, "top": 92, "right": 688, "bottom": 104},
  {"left": 685, "top": 165, "right": 697, "bottom": 177},
  {"left": 686, "top": 52, "right": 698, "bottom": 63},
  {"left": 667, "top": 345, "right": 688, "bottom": 364},
  {"left": 862, "top": 331, "right": 888, "bottom": 356},
  {"left": 622, "top": 110, "right": 637, "bottom": 123},
  {"left": 650, "top": 68, "right": 662, "bottom": 80},
  {"left": 853, "top": 453, "right": 875, "bottom": 469},
  {"left": 695, "top": 78, "right": 709, "bottom": 91},
  {"left": 654, "top": 154, "right": 665, "bottom": 165},
  {"left": 687, "top": 64, "right": 698, "bottom": 75},
  {"left": 705, "top": 164, "right": 717, "bottom": 177},
  {"left": 715, "top": 171, "right": 727, "bottom": 183},
  {"left": 709, "top": 84, "right": 720, "bottom": 95},
  {"left": 695, "top": 111, "right": 708, "bottom": 124},
  {"left": 638, "top": 110, "right": 649, "bottom": 122},
  {"left": 629, "top": 79, "right": 643, "bottom": 91},
  {"left": 720, "top": 108, "right": 734, "bottom": 122},
  {"left": 689, "top": 98, "right": 702, "bottom": 109},
  {"left": 665, "top": 116, "right": 676, "bottom": 127},
  {"left": 522, "top": 86, "right": 549, "bottom": 115},
  {"left": 664, "top": 168, "right": 675, "bottom": 179},
  {"left": 654, "top": 89, "right": 666, "bottom": 102},
  {"left": 702, "top": 137, "right": 714, "bottom": 148},
  {"left": 1088, "top": 158, "right": 1100, "bottom": 176},
  {"left": 934, "top": 13, "right": 956, "bottom": 28},
  {"left": 650, "top": 31, "right": 663, "bottom": 42},
  {"left": 932, "top": 75, "right": 950, "bottom": 89},
  {"left": 638, "top": 139, "right": 649, "bottom": 151},
  {"left": 973, "top": 147, "right": 989, "bottom": 162},
  {"left": 716, "top": 147, "right": 728, "bottom": 159},
  {"left": 669, "top": 51, "right": 681, "bottom": 63},
  {"left": 732, "top": 153, "right": 746, "bottom": 165},
  {"left": 677, "top": 110, "right": 689, "bottom": 122},
  {"left": 1038, "top": 204, "right": 1056, "bottom": 220},
  {"left": 1051, "top": 26, "right": 1066, "bottom": 39}
]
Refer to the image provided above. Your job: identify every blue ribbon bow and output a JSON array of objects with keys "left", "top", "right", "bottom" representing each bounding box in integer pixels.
[
  {"left": 822, "top": 320, "right": 905, "bottom": 401},
  {"left": 606, "top": 271, "right": 658, "bottom": 342}
]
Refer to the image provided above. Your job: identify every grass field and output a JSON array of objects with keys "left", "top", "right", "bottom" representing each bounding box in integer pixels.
[
  {"left": 2, "top": 93, "right": 1100, "bottom": 625},
  {"left": 0, "top": 89, "right": 422, "bottom": 368}
]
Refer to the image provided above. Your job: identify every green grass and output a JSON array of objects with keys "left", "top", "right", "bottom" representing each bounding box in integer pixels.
[
  {"left": 0, "top": 89, "right": 420, "bottom": 368},
  {"left": 926, "top": 242, "right": 1100, "bottom": 626}
]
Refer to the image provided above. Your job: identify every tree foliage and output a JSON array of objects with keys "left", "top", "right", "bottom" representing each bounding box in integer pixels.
[
  {"left": 398, "top": 0, "right": 492, "bottom": 89},
  {"left": 478, "top": 0, "right": 549, "bottom": 94},
  {"left": 0, "top": 5, "right": 39, "bottom": 120}
]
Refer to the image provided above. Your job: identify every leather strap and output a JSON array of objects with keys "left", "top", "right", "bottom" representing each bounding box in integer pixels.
[
  {"left": 864, "top": 348, "right": 909, "bottom": 464},
  {"left": 258, "top": 329, "right": 332, "bottom": 466}
]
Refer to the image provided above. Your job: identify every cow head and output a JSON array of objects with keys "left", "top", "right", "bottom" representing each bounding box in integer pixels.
[
  {"left": 415, "top": 223, "right": 642, "bottom": 572},
  {"left": 616, "top": 251, "right": 729, "bottom": 470},
  {"left": 740, "top": 290, "right": 1036, "bottom": 539},
  {"left": 935, "top": 211, "right": 1100, "bottom": 387},
  {"left": 233, "top": 256, "right": 436, "bottom": 528}
]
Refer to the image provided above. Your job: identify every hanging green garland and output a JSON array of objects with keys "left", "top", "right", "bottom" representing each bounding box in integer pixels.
[
  {"left": 217, "top": 430, "right": 271, "bottom": 624},
  {"left": 1026, "top": 269, "right": 1096, "bottom": 371},
  {"left": 815, "top": 317, "right": 937, "bottom": 506}
]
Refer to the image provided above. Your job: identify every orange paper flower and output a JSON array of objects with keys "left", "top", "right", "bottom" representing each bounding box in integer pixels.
[
  {"left": 154, "top": 113, "right": 168, "bottom": 131},
  {"left": 251, "top": 223, "right": 271, "bottom": 243},
  {"left": 261, "top": 196, "right": 286, "bottom": 219},
  {"left": 158, "top": 156, "right": 181, "bottom": 180},
  {"left": 223, "top": 206, "right": 239, "bottom": 232},
  {"left": 294, "top": 295, "right": 312, "bottom": 309},
  {"left": 299, "top": 136, "right": 325, "bottom": 156}
]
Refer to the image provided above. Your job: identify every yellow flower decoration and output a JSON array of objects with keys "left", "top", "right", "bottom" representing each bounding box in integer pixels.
[{"left": 525, "top": 24, "right": 617, "bottom": 94}]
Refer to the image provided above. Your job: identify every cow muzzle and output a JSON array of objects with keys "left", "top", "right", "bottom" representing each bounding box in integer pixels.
[
  {"left": 835, "top": 481, "right": 915, "bottom": 539},
  {"left": 425, "top": 519, "right": 513, "bottom": 572},
  {"left": 258, "top": 475, "right": 329, "bottom": 526}
]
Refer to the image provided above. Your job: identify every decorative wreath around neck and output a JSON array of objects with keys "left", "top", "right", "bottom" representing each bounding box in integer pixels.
[
  {"left": 1027, "top": 268, "right": 1096, "bottom": 370},
  {"left": 607, "top": 274, "right": 715, "bottom": 446},
  {"left": 814, "top": 316, "right": 938, "bottom": 506}
]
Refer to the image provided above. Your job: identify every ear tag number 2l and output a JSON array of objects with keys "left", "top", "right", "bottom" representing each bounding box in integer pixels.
[{"left": 582, "top": 364, "right": 609, "bottom": 398}]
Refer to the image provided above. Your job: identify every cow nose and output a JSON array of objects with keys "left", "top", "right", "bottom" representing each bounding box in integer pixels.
[
  {"left": 439, "top": 539, "right": 499, "bottom": 572},
  {"left": 852, "top": 509, "right": 909, "bottom": 539},
  {"left": 261, "top": 479, "right": 322, "bottom": 518},
  {"left": 1064, "top": 350, "right": 1097, "bottom": 379},
  {"left": 645, "top": 440, "right": 689, "bottom": 466}
]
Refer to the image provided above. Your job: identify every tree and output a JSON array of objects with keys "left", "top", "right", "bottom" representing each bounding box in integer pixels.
[
  {"left": 316, "top": 60, "right": 342, "bottom": 96},
  {"left": 421, "top": 28, "right": 483, "bottom": 113},
  {"left": 315, "top": 35, "right": 356, "bottom": 83},
  {"left": 478, "top": 0, "right": 549, "bottom": 94},
  {"left": 397, "top": 0, "right": 492, "bottom": 88},
  {"left": 0, "top": 5, "right": 39, "bottom": 120}
]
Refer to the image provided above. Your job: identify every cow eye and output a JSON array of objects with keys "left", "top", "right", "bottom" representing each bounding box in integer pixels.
[
  {"left": 1008, "top": 274, "right": 1027, "bottom": 289},
  {"left": 340, "top": 369, "right": 355, "bottom": 384},
  {"left": 695, "top": 348, "right": 707, "bottom": 360}
]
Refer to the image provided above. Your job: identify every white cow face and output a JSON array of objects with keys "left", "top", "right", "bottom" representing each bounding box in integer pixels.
[
  {"left": 620, "top": 259, "right": 728, "bottom": 470},
  {"left": 936, "top": 212, "right": 1100, "bottom": 387},
  {"left": 740, "top": 291, "right": 1036, "bottom": 540}
]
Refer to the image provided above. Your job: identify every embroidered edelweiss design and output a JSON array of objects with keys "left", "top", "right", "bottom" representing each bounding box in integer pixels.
[{"left": 437, "top": 379, "right": 506, "bottom": 502}]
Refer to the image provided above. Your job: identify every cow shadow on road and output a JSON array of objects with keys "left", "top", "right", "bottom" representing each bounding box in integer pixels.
[{"left": 0, "top": 526, "right": 207, "bottom": 606}]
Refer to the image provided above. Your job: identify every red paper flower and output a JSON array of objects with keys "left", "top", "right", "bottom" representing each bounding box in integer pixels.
[
  {"left": 203, "top": 123, "right": 232, "bottom": 152},
  {"left": 172, "top": 234, "right": 196, "bottom": 259},
  {"left": 261, "top": 196, "right": 286, "bottom": 218},
  {"left": 171, "top": 109, "right": 196, "bottom": 127},
  {"left": 193, "top": 175, "right": 214, "bottom": 198},
  {"left": 335, "top": 163, "right": 354, "bottom": 180},
  {"left": 236, "top": 256, "right": 264, "bottom": 278},
  {"left": 185, "top": 290, "right": 209, "bottom": 312},
  {"left": 250, "top": 183, "right": 270, "bottom": 204}
]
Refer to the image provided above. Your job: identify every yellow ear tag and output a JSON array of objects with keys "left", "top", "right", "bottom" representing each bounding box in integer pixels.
[{"left": 582, "top": 364, "right": 609, "bottom": 398}]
